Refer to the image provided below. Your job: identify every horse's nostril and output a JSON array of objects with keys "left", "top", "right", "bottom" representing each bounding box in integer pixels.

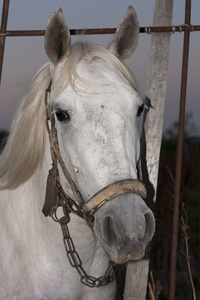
[
  {"left": 144, "top": 211, "right": 155, "bottom": 244},
  {"left": 103, "top": 216, "right": 119, "bottom": 247},
  {"left": 102, "top": 209, "right": 155, "bottom": 248}
]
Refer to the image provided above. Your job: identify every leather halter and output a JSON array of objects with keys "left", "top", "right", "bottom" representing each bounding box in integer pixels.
[{"left": 42, "top": 80, "right": 147, "bottom": 226}]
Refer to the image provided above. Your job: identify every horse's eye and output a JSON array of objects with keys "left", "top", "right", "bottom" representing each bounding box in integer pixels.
[
  {"left": 137, "top": 104, "right": 144, "bottom": 117},
  {"left": 55, "top": 110, "right": 70, "bottom": 122}
]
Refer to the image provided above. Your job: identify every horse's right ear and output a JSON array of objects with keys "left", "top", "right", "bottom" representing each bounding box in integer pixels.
[
  {"left": 107, "top": 6, "right": 139, "bottom": 60},
  {"left": 45, "top": 8, "right": 71, "bottom": 64}
]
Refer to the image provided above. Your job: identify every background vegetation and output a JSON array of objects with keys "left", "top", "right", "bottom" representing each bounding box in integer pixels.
[{"left": 150, "top": 113, "right": 200, "bottom": 299}]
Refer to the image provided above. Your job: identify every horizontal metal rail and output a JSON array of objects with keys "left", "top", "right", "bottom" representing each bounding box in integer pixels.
[{"left": 1, "top": 25, "right": 200, "bottom": 37}]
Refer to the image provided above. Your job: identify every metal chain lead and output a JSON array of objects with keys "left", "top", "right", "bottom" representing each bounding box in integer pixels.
[{"left": 51, "top": 203, "right": 115, "bottom": 288}]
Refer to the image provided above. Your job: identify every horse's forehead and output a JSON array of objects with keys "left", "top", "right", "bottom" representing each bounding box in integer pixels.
[
  {"left": 57, "top": 84, "right": 141, "bottom": 112},
  {"left": 55, "top": 58, "right": 142, "bottom": 108},
  {"left": 77, "top": 58, "right": 127, "bottom": 85}
]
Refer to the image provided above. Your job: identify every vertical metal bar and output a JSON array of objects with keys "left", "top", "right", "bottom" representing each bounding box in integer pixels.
[
  {"left": 0, "top": 0, "right": 10, "bottom": 85},
  {"left": 169, "top": 0, "right": 191, "bottom": 299}
]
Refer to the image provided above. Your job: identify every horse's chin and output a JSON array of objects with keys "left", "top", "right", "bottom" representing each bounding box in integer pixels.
[
  {"left": 103, "top": 242, "right": 145, "bottom": 264},
  {"left": 116, "top": 252, "right": 145, "bottom": 264}
]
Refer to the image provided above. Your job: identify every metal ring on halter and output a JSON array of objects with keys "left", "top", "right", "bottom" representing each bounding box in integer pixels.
[{"left": 51, "top": 204, "right": 70, "bottom": 224}]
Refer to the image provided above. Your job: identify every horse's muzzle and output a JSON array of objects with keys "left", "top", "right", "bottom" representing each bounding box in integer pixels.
[{"left": 93, "top": 193, "right": 155, "bottom": 264}]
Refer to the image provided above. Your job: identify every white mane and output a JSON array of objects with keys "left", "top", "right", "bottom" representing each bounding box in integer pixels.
[{"left": 0, "top": 41, "right": 136, "bottom": 189}]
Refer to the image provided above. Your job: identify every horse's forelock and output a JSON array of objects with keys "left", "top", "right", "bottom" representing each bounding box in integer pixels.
[{"left": 50, "top": 41, "right": 136, "bottom": 102}]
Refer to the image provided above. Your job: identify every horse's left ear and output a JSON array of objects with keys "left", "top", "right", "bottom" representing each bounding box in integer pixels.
[
  {"left": 45, "top": 8, "right": 71, "bottom": 64},
  {"left": 107, "top": 6, "right": 139, "bottom": 60}
]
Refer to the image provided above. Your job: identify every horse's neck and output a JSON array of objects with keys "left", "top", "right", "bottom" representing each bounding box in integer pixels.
[
  {"left": 1, "top": 152, "right": 110, "bottom": 281},
  {"left": 0, "top": 151, "right": 116, "bottom": 299}
]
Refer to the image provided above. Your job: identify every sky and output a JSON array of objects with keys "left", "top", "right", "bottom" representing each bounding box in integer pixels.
[{"left": 0, "top": 0, "right": 200, "bottom": 135}]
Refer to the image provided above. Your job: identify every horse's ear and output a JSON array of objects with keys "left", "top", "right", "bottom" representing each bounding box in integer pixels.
[
  {"left": 45, "top": 8, "right": 71, "bottom": 64},
  {"left": 107, "top": 6, "right": 139, "bottom": 60}
]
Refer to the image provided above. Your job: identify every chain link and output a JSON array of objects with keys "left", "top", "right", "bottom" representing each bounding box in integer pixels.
[{"left": 51, "top": 204, "right": 115, "bottom": 288}]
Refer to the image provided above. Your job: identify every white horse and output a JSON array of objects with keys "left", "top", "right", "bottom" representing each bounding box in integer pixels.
[{"left": 0, "top": 6, "right": 155, "bottom": 300}]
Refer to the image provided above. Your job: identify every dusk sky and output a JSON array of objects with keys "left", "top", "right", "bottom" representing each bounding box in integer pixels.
[{"left": 0, "top": 0, "right": 200, "bottom": 135}]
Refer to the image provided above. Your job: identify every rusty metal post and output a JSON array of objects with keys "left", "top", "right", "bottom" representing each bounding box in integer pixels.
[
  {"left": 169, "top": 0, "right": 191, "bottom": 299},
  {"left": 0, "top": 0, "right": 9, "bottom": 85}
]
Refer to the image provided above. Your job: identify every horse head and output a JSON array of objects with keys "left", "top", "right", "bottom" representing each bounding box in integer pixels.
[{"left": 44, "top": 6, "right": 155, "bottom": 265}]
